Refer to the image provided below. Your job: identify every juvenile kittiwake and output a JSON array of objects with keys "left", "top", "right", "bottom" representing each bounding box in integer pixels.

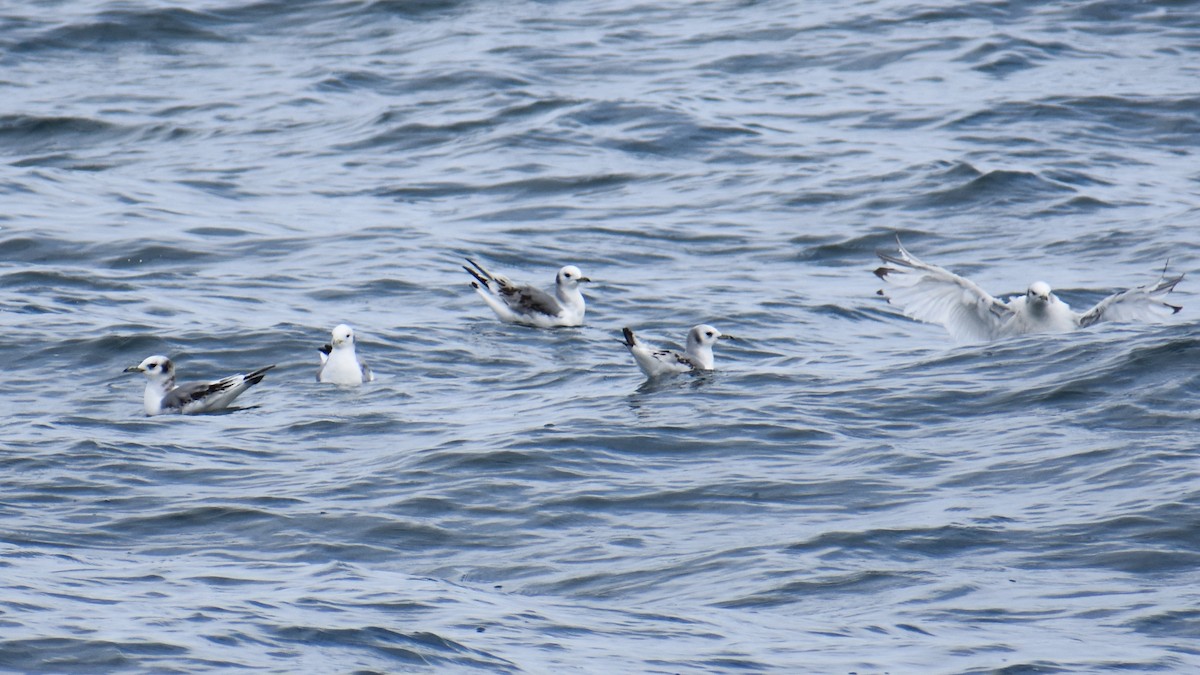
[
  {"left": 463, "top": 258, "right": 591, "bottom": 327},
  {"left": 874, "top": 239, "right": 1183, "bottom": 342},
  {"left": 317, "top": 324, "right": 374, "bottom": 385},
  {"left": 124, "top": 355, "right": 275, "bottom": 416},
  {"left": 621, "top": 324, "right": 733, "bottom": 378}
]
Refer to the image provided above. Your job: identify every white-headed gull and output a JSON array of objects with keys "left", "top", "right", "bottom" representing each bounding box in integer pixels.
[
  {"left": 621, "top": 324, "right": 733, "bottom": 378},
  {"left": 463, "top": 258, "right": 590, "bottom": 328},
  {"left": 874, "top": 239, "right": 1183, "bottom": 342},
  {"left": 317, "top": 324, "right": 374, "bottom": 385}
]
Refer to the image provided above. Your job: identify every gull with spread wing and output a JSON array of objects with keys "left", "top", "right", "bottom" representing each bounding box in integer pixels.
[{"left": 874, "top": 239, "right": 1183, "bottom": 342}]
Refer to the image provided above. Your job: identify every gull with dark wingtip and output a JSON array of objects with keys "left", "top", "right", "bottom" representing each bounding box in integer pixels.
[
  {"left": 621, "top": 324, "right": 734, "bottom": 378},
  {"left": 124, "top": 356, "right": 275, "bottom": 416},
  {"left": 874, "top": 238, "right": 1183, "bottom": 342},
  {"left": 463, "top": 258, "right": 591, "bottom": 328}
]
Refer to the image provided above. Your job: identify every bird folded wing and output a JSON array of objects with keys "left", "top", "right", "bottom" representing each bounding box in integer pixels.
[
  {"left": 654, "top": 349, "right": 697, "bottom": 370},
  {"left": 500, "top": 284, "right": 562, "bottom": 317},
  {"left": 161, "top": 379, "right": 235, "bottom": 410}
]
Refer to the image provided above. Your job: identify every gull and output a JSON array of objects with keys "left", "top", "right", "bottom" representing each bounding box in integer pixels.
[
  {"left": 317, "top": 324, "right": 374, "bottom": 385},
  {"left": 463, "top": 258, "right": 590, "bottom": 327},
  {"left": 124, "top": 355, "right": 275, "bottom": 416},
  {"left": 874, "top": 239, "right": 1183, "bottom": 342},
  {"left": 621, "top": 324, "right": 733, "bottom": 378}
]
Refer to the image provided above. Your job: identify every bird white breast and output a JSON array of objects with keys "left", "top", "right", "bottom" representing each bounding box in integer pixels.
[
  {"left": 320, "top": 349, "right": 364, "bottom": 385},
  {"left": 143, "top": 382, "right": 168, "bottom": 415},
  {"left": 1011, "top": 297, "right": 1077, "bottom": 334}
]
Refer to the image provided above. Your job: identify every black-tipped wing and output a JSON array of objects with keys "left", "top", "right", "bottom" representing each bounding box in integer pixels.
[
  {"left": 1077, "top": 274, "right": 1184, "bottom": 328},
  {"left": 161, "top": 379, "right": 235, "bottom": 411},
  {"left": 874, "top": 240, "right": 1013, "bottom": 341},
  {"left": 465, "top": 257, "right": 563, "bottom": 317},
  {"left": 499, "top": 283, "right": 562, "bottom": 317},
  {"left": 653, "top": 349, "right": 699, "bottom": 370},
  {"left": 316, "top": 347, "right": 331, "bottom": 381},
  {"left": 162, "top": 365, "right": 275, "bottom": 411},
  {"left": 243, "top": 365, "right": 275, "bottom": 386},
  {"left": 462, "top": 259, "right": 492, "bottom": 289}
]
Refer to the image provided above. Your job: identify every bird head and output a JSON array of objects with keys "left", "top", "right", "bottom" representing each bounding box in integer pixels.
[
  {"left": 124, "top": 355, "right": 175, "bottom": 382},
  {"left": 331, "top": 324, "right": 355, "bottom": 349},
  {"left": 557, "top": 265, "right": 591, "bottom": 288},
  {"left": 1026, "top": 281, "right": 1053, "bottom": 307}
]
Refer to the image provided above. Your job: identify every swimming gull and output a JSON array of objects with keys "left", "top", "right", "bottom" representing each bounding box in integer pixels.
[
  {"left": 874, "top": 239, "right": 1183, "bottom": 342},
  {"left": 463, "top": 258, "right": 590, "bottom": 328},
  {"left": 317, "top": 324, "right": 374, "bottom": 385},
  {"left": 621, "top": 324, "right": 733, "bottom": 378},
  {"left": 124, "top": 355, "right": 275, "bottom": 416}
]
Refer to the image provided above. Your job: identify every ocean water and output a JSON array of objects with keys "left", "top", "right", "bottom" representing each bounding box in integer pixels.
[{"left": 2, "top": 0, "right": 1199, "bottom": 672}]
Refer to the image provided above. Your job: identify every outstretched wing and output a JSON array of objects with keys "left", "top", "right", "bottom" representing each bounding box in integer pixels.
[
  {"left": 874, "top": 239, "right": 1013, "bottom": 342},
  {"left": 1077, "top": 273, "right": 1183, "bottom": 328}
]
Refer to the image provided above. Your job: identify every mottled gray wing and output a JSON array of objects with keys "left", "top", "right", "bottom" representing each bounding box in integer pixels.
[
  {"left": 653, "top": 349, "right": 698, "bottom": 371},
  {"left": 497, "top": 281, "right": 563, "bottom": 317},
  {"left": 875, "top": 240, "right": 1013, "bottom": 342},
  {"left": 161, "top": 379, "right": 232, "bottom": 410},
  {"left": 1077, "top": 274, "right": 1183, "bottom": 328}
]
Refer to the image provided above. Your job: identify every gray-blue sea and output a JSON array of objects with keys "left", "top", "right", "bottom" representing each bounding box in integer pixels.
[{"left": 3, "top": 1, "right": 1199, "bottom": 672}]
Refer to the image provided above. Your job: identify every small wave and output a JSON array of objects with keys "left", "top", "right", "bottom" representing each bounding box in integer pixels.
[
  {"left": 13, "top": 7, "right": 234, "bottom": 53},
  {"left": 104, "top": 243, "right": 217, "bottom": 269},
  {"left": 946, "top": 95, "right": 1200, "bottom": 148},
  {"left": 0, "top": 115, "right": 131, "bottom": 156},
  {"left": 921, "top": 168, "right": 1074, "bottom": 207},
  {"left": 379, "top": 173, "right": 639, "bottom": 201},
  {"left": 715, "top": 570, "right": 922, "bottom": 609},
  {"left": 702, "top": 52, "right": 809, "bottom": 75},
  {"left": 268, "top": 625, "right": 518, "bottom": 671},
  {"left": 957, "top": 34, "right": 1088, "bottom": 77},
  {"left": 1036, "top": 195, "right": 1118, "bottom": 215},
  {"left": 562, "top": 100, "right": 759, "bottom": 158},
  {"left": 879, "top": 162, "right": 1076, "bottom": 211},
  {"left": 0, "top": 638, "right": 186, "bottom": 672}
]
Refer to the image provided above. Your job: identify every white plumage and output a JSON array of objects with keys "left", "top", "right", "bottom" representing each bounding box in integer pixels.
[
  {"left": 621, "top": 324, "right": 732, "bottom": 378},
  {"left": 463, "top": 258, "right": 590, "bottom": 328},
  {"left": 317, "top": 324, "right": 374, "bottom": 385},
  {"left": 874, "top": 240, "right": 1183, "bottom": 342}
]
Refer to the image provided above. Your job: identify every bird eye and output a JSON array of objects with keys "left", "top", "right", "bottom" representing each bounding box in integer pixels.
[{"left": 706, "top": 332, "right": 714, "bottom": 337}]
